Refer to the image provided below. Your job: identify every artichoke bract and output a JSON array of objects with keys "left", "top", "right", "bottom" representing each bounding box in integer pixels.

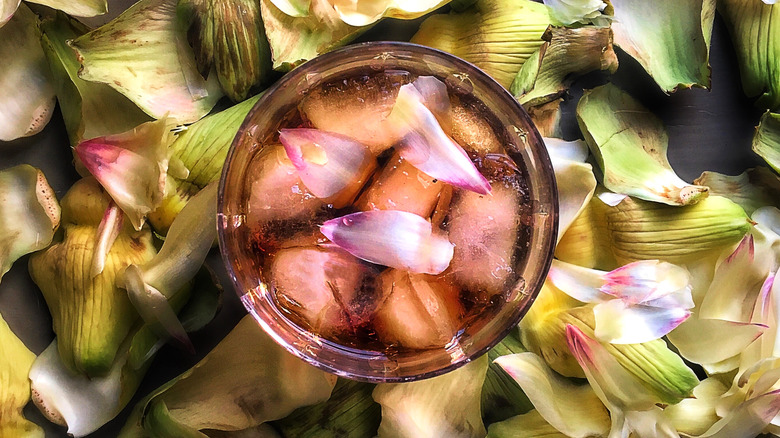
[
  {"left": 0, "top": 4, "right": 55, "bottom": 142},
  {"left": 29, "top": 178, "right": 157, "bottom": 377},
  {"left": 410, "top": 0, "right": 551, "bottom": 89},
  {"left": 178, "top": 0, "right": 272, "bottom": 102},
  {"left": 753, "top": 112, "right": 780, "bottom": 172},
  {"left": 0, "top": 313, "right": 42, "bottom": 438},
  {"left": 719, "top": 0, "right": 780, "bottom": 110},
  {"left": 68, "top": 0, "right": 223, "bottom": 124},
  {"left": 695, "top": 167, "right": 780, "bottom": 215},
  {"left": 26, "top": 0, "right": 107, "bottom": 17},
  {"left": 577, "top": 83, "right": 709, "bottom": 206},
  {"left": 0, "top": 165, "right": 60, "bottom": 282},
  {"left": 482, "top": 331, "right": 534, "bottom": 426},
  {"left": 610, "top": 0, "right": 715, "bottom": 93},
  {"left": 511, "top": 26, "right": 618, "bottom": 108},
  {"left": 119, "top": 316, "right": 337, "bottom": 437}
]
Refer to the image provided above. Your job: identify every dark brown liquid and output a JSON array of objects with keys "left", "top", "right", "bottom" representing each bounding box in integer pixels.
[{"left": 242, "top": 70, "right": 532, "bottom": 356}]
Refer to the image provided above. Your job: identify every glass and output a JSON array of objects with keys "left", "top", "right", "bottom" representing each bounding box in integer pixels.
[{"left": 218, "top": 41, "right": 558, "bottom": 382}]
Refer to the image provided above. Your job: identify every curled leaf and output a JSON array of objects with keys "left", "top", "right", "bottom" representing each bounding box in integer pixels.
[
  {"left": 611, "top": 0, "right": 715, "bottom": 93},
  {"left": 69, "top": 0, "right": 223, "bottom": 123},
  {"left": 330, "top": 0, "right": 450, "bottom": 26},
  {"left": 0, "top": 165, "right": 60, "bottom": 281},
  {"left": 486, "top": 409, "right": 568, "bottom": 438},
  {"left": 719, "top": 0, "right": 780, "bottom": 109},
  {"left": 411, "top": 0, "right": 551, "bottom": 89},
  {"left": 91, "top": 201, "right": 123, "bottom": 277},
  {"left": 270, "top": 0, "right": 310, "bottom": 16},
  {"left": 512, "top": 26, "right": 618, "bottom": 107},
  {"left": 543, "top": 0, "right": 610, "bottom": 26},
  {"left": 26, "top": 0, "right": 107, "bottom": 17},
  {"left": 321, "top": 210, "right": 454, "bottom": 275},
  {"left": 0, "top": 313, "right": 42, "bottom": 438},
  {"left": 389, "top": 83, "right": 491, "bottom": 195},
  {"left": 695, "top": 167, "right": 780, "bottom": 215},
  {"left": 577, "top": 83, "right": 709, "bottom": 206},
  {"left": 76, "top": 118, "right": 175, "bottom": 231},
  {"left": 546, "top": 138, "right": 597, "bottom": 242},
  {"left": 753, "top": 111, "right": 780, "bottom": 171},
  {"left": 0, "top": 4, "right": 55, "bottom": 141},
  {"left": 373, "top": 355, "right": 488, "bottom": 438}
]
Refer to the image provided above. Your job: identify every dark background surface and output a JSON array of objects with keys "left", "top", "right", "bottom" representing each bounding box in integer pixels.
[{"left": 0, "top": 3, "right": 770, "bottom": 437}]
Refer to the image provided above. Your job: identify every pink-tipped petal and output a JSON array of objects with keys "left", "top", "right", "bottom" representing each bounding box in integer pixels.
[
  {"left": 547, "top": 260, "right": 613, "bottom": 303},
  {"left": 320, "top": 210, "right": 454, "bottom": 275},
  {"left": 602, "top": 260, "right": 693, "bottom": 308},
  {"left": 593, "top": 300, "right": 691, "bottom": 344},
  {"left": 90, "top": 201, "right": 123, "bottom": 278},
  {"left": 412, "top": 76, "right": 450, "bottom": 119},
  {"left": 75, "top": 119, "right": 172, "bottom": 230},
  {"left": 389, "top": 83, "right": 491, "bottom": 195},
  {"left": 565, "top": 325, "right": 659, "bottom": 412},
  {"left": 700, "top": 389, "right": 780, "bottom": 438},
  {"left": 279, "top": 128, "right": 374, "bottom": 199}
]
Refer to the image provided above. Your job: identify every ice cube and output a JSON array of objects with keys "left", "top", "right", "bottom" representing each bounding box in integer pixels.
[
  {"left": 354, "top": 152, "right": 444, "bottom": 218},
  {"left": 246, "top": 145, "right": 324, "bottom": 227},
  {"left": 373, "top": 269, "right": 462, "bottom": 349},
  {"left": 299, "top": 71, "right": 412, "bottom": 155},
  {"left": 447, "top": 184, "right": 521, "bottom": 295},
  {"left": 448, "top": 96, "right": 503, "bottom": 154},
  {"left": 270, "top": 246, "right": 374, "bottom": 335}
]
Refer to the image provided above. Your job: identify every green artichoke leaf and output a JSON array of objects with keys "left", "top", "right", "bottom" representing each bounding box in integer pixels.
[
  {"left": 273, "top": 379, "right": 381, "bottom": 437},
  {"left": 511, "top": 26, "right": 618, "bottom": 107},
  {"left": 0, "top": 165, "right": 60, "bottom": 282},
  {"left": 69, "top": 0, "right": 223, "bottom": 123},
  {"left": 410, "top": 0, "right": 552, "bottom": 89},
  {"left": 695, "top": 167, "right": 780, "bottom": 215},
  {"left": 178, "top": 0, "right": 272, "bottom": 101},
  {"left": 611, "top": 0, "right": 715, "bottom": 93},
  {"left": 26, "top": 0, "right": 107, "bottom": 17},
  {"left": 40, "top": 12, "right": 150, "bottom": 147},
  {"left": 0, "top": 4, "right": 56, "bottom": 141},
  {"left": 28, "top": 178, "right": 157, "bottom": 377},
  {"left": 577, "top": 83, "right": 709, "bottom": 206},
  {"left": 719, "top": 0, "right": 780, "bottom": 110},
  {"left": 270, "top": 0, "right": 311, "bottom": 17},
  {"left": 753, "top": 111, "right": 780, "bottom": 171},
  {"left": 260, "top": 0, "right": 367, "bottom": 71},
  {"left": 119, "top": 316, "right": 337, "bottom": 437},
  {"left": 0, "top": 312, "right": 42, "bottom": 438},
  {"left": 482, "top": 331, "right": 534, "bottom": 426},
  {"left": 373, "top": 355, "right": 488, "bottom": 437}
]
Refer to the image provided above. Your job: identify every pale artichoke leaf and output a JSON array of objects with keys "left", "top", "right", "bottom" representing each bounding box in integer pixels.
[
  {"left": 373, "top": 355, "right": 488, "bottom": 438},
  {"left": 0, "top": 4, "right": 55, "bottom": 142},
  {"left": 119, "top": 316, "right": 336, "bottom": 436},
  {"left": 486, "top": 410, "right": 568, "bottom": 438},
  {"left": 577, "top": 83, "right": 708, "bottom": 206},
  {"left": 0, "top": 312, "right": 42, "bottom": 438},
  {"left": 269, "top": 0, "right": 310, "bottom": 16},
  {"left": 69, "top": 0, "right": 223, "bottom": 123},
  {"left": 611, "top": 0, "right": 713, "bottom": 93},
  {"left": 0, "top": 164, "right": 60, "bottom": 281},
  {"left": 330, "top": 0, "right": 451, "bottom": 26},
  {"left": 410, "top": 0, "right": 552, "bottom": 89},
  {"left": 695, "top": 167, "right": 780, "bottom": 215},
  {"left": 40, "top": 11, "right": 150, "bottom": 147},
  {"left": 543, "top": 0, "right": 610, "bottom": 26},
  {"left": 753, "top": 112, "right": 780, "bottom": 172},
  {"left": 26, "top": 0, "right": 107, "bottom": 17}
]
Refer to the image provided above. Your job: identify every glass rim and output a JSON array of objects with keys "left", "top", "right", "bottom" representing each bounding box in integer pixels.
[{"left": 217, "top": 40, "right": 559, "bottom": 382}]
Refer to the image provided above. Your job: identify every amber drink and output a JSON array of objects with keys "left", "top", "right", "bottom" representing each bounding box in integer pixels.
[{"left": 218, "top": 42, "right": 557, "bottom": 382}]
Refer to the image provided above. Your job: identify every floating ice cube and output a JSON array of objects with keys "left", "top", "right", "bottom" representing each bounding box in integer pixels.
[
  {"left": 449, "top": 96, "right": 503, "bottom": 154},
  {"left": 355, "top": 152, "right": 444, "bottom": 218},
  {"left": 447, "top": 185, "right": 521, "bottom": 295},
  {"left": 299, "top": 72, "right": 412, "bottom": 155},
  {"left": 269, "top": 246, "right": 373, "bottom": 335},
  {"left": 373, "top": 269, "right": 462, "bottom": 349}
]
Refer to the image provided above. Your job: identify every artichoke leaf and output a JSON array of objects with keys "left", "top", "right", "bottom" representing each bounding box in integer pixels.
[
  {"left": 753, "top": 112, "right": 780, "bottom": 171},
  {"left": 0, "top": 4, "right": 56, "bottom": 142},
  {"left": 411, "top": 0, "right": 551, "bottom": 89},
  {"left": 611, "top": 0, "right": 715, "bottom": 93},
  {"left": 26, "top": 0, "right": 107, "bottom": 17},
  {"left": 260, "top": 0, "right": 367, "bottom": 71},
  {"left": 69, "top": 0, "right": 223, "bottom": 123},
  {"left": 511, "top": 26, "right": 618, "bottom": 107},
  {"left": 28, "top": 178, "right": 157, "bottom": 377},
  {"left": 270, "top": 0, "right": 310, "bottom": 16},
  {"left": 545, "top": 138, "right": 597, "bottom": 243},
  {"left": 543, "top": 0, "right": 611, "bottom": 26},
  {"left": 0, "top": 312, "right": 42, "bottom": 438},
  {"left": 0, "top": 0, "right": 20, "bottom": 27},
  {"left": 486, "top": 409, "right": 567, "bottom": 438},
  {"left": 178, "top": 0, "right": 272, "bottom": 101},
  {"left": 695, "top": 167, "right": 780, "bottom": 215},
  {"left": 719, "top": 0, "right": 780, "bottom": 110},
  {"left": 0, "top": 164, "right": 60, "bottom": 282},
  {"left": 330, "top": 0, "right": 451, "bottom": 26},
  {"left": 482, "top": 332, "right": 534, "bottom": 425},
  {"left": 577, "top": 83, "right": 709, "bottom": 206},
  {"left": 119, "top": 316, "right": 337, "bottom": 437},
  {"left": 40, "top": 12, "right": 150, "bottom": 148}
]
